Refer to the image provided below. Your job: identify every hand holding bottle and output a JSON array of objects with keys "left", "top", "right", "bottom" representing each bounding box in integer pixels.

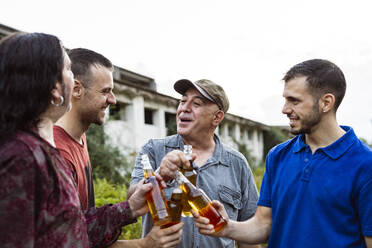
[
  {"left": 158, "top": 150, "right": 196, "bottom": 181},
  {"left": 192, "top": 200, "right": 230, "bottom": 237},
  {"left": 127, "top": 174, "right": 167, "bottom": 218}
]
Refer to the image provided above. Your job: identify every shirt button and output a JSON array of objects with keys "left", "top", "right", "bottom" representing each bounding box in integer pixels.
[
  {"left": 304, "top": 158, "right": 309, "bottom": 162},
  {"left": 305, "top": 168, "right": 310, "bottom": 173}
]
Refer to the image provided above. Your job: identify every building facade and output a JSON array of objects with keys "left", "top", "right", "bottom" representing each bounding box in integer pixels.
[{"left": 1, "top": 23, "right": 270, "bottom": 164}]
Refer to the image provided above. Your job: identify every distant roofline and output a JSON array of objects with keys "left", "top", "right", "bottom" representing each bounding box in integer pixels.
[{"left": 0, "top": 22, "right": 269, "bottom": 130}]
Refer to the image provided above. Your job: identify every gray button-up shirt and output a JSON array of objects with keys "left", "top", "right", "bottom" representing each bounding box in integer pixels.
[{"left": 130, "top": 134, "right": 259, "bottom": 248}]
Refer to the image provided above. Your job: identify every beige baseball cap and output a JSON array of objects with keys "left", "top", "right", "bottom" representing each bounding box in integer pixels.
[{"left": 174, "top": 79, "right": 229, "bottom": 113}]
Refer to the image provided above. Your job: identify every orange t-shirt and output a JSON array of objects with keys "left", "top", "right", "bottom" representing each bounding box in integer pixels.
[{"left": 53, "top": 125, "right": 94, "bottom": 210}]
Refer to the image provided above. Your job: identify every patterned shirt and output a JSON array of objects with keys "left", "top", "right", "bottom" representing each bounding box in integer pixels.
[
  {"left": 0, "top": 131, "right": 136, "bottom": 248},
  {"left": 0, "top": 131, "right": 89, "bottom": 248}
]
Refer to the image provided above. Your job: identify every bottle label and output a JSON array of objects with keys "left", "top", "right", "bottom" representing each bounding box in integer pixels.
[
  {"left": 149, "top": 177, "right": 168, "bottom": 218},
  {"left": 158, "top": 209, "right": 168, "bottom": 219}
]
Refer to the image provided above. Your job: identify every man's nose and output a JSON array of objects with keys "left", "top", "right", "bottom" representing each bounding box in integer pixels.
[
  {"left": 282, "top": 102, "right": 291, "bottom": 115},
  {"left": 179, "top": 101, "right": 191, "bottom": 112},
  {"left": 108, "top": 92, "right": 116, "bottom": 105}
]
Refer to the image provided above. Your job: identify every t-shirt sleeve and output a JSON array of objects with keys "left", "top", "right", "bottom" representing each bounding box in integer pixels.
[
  {"left": 257, "top": 150, "right": 273, "bottom": 208},
  {"left": 358, "top": 178, "right": 372, "bottom": 236},
  {"left": 0, "top": 144, "right": 37, "bottom": 247}
]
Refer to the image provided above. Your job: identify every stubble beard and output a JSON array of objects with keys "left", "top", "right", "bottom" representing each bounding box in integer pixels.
[{"left": 290, "top": 101, "right": 322, "bottom": 135}]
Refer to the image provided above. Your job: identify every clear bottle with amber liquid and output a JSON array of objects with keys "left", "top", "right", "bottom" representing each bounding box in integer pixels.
[
  {"left": 161, "top": 174, "right": 183, "bottom": 228},
  {"left": 177, "top": 171, "right": 227, "bottom": 234},
  {"left": 141, "top": 154, "right": 172, "bottom": 226},
  {"left": 181, "top": 145, "right": 197, "bottom": 217}
]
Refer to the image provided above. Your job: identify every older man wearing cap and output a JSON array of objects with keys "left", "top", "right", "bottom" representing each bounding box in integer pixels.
[{"left": 130, "top": 79, "right": 259, "bottom": 248}]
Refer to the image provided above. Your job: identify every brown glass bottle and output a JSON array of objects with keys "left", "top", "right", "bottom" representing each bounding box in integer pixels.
[
  {"left": 181, "top": 145, "right": 197, "bottom": 216},
  {"left": 161, "top": 187, "right": 183, "bottom": 228},
  {"left": 178, "top": 172, "right": 227, "bottom": 233},
  {"left": 141, "top": 154, "right": 172, "bottom": 227}
]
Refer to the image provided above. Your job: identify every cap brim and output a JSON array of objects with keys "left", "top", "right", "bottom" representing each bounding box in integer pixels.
[{"left": 174, "top": 79, "right": 214, "bottom": 102}]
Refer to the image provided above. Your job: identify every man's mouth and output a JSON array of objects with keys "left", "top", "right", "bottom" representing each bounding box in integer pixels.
[
  {"left": 288, "top": 116, "right": 299, "bottom": 127},
  {"left": 179, "top": 118, "right": 193, "bottom": 123}
]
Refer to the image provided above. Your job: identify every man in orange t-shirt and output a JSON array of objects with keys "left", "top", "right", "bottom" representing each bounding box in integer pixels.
[
  {"left": 54, "top": 48, "right": 183, "bottom": 248},
  {"left": 54, "top": 127, "right": 94, "bottom": 210}
]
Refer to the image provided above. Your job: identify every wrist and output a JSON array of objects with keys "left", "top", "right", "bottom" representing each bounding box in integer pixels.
[
  {"left": 223, "top": 219, "right": 235, "bottom": 238},
  {"left": 137, "top": 238, "right": 145, "bottom": 248},
  {"left": 139, "top": 235, "right": 150, "bottom": 248},
  {"left": 127, "top": 199, "right": 138, "bottom": 219}
]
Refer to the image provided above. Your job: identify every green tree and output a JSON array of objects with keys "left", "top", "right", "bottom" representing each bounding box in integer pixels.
[
  {"left": 263, "top": 127, "right": 291, "bottom": 158},
  {"left": 86, "top": 124, "right": 133, "bottom": 185}
]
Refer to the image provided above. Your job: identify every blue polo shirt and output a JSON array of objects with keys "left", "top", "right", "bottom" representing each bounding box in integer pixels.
[{"left": 258, "top": 126, "right": 372, "bottom": 248}]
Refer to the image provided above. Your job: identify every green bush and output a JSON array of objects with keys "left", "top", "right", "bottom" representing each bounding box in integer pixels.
[{"left": 94, "top": 178, "right": 142, "bottom": 240}]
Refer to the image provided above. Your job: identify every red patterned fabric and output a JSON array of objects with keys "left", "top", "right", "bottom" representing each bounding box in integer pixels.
[
  {"left": 0, "top": 131, "right": 89, "bottom": 248},
  {"left": 0, "top": 131, "right": 137, "bottom": 248}
]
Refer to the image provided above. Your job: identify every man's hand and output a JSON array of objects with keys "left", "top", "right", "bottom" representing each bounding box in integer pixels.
[
  {"left": 127, "top": 179, "right": 152, "bottom": 218},
  {"left": 192, "top": 200, "right": 230, "bottom": 237},
  {"left": 128, "top": 174, "right": 167, "bottom": 218},
  {"left": 141, "top": 222, "right": 184, "bottom": 248},
  {"left": 158, "top": 150, "right": 196, "bottom": 181}
]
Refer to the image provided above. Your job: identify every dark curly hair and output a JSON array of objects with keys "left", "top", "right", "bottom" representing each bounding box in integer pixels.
[{"left": 0, "top": 32, "right": 64, "bottom": 144}]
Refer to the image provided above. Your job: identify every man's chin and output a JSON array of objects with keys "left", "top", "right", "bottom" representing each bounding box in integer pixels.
[
  {"left": 290, "top": 126, "right": 301, "bottom": 135},
  {"left": 94, "top": 118, "right": 105, "bottom": 126},
  {"left": 176, "top": 127, "right": 190, "bottom": 136}
]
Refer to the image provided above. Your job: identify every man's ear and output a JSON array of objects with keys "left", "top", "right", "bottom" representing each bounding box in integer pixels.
[
  {"left": 213, "top": 110, "right": 225, "bottom": 126},
  {"left": 73, "top": 79, "right": 84, "bottom": 99},
  {"left": 320, "top": 93, "right": 335, "bottom": 113}
]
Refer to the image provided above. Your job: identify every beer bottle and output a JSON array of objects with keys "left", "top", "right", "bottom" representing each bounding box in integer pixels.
[
  {"left": 141, "top": 154, "right": 172, "bottom": 226},
  {"left": 181, "top": 145, "right": 197, "bottom": 216},
  {"left": 161, "top": 174, "right": 183, "bottom": 228},
  {"left": 178, "top": 171, "right": 227, "bottom": 234}
]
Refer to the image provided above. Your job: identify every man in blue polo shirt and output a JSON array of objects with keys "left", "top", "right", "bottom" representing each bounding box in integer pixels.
[{"left": 193, "top": 59, "right": 372, "bottom": 247}]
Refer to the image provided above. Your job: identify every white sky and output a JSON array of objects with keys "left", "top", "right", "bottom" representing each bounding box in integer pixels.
[{"left": 2, "top": 0, "right": 372, "bottom": 142}]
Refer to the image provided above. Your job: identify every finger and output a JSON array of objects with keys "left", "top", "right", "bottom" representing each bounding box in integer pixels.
[
  {"left": 140, "top": 182, "right": 153, "bottom": 193},
  {"left": 168, "top": 150, "right": 184, "bottom": 168},
  {"left": 154, "top": 174, "right": 167, "bottom": 189},
  {"left": 160, "top": 229, "right": 183, "bottom": 246},
  {"left": 212, "top": 200, "right": 223, "bottom": 208},
  {"left": 163, "top": 234, "right": 182, "bottom": 248},
  {"left": 162, "top": 222, "right": 184, "bottom": 235},
  {"left": 176, "top": 153, "right": 190, "bottom": 170},
  {"left": 166, "top": 158, "right": 180, "bottom": 172},
  {"left": 191, "top": 209, "right": 200, "bottom": 218},
  {"left": 194, "top": 221, "right": 214, "bottom": 230},
  {"left": 198, "top": 228, "right": 216, "bottom": 235},
  {"left": 193, "top": 215, "right": 210, "bottom": 225}
]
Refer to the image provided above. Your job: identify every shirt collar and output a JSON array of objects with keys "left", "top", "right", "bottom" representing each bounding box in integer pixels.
[
  {"left": 208, "top": 134, "right": 230, "bottom": 167},
  {"left": 293, "top": 126, "right": 357, "bottom": 159},
  {"left": 165, "top": 134, "right": 229, "bottom": 167}
]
